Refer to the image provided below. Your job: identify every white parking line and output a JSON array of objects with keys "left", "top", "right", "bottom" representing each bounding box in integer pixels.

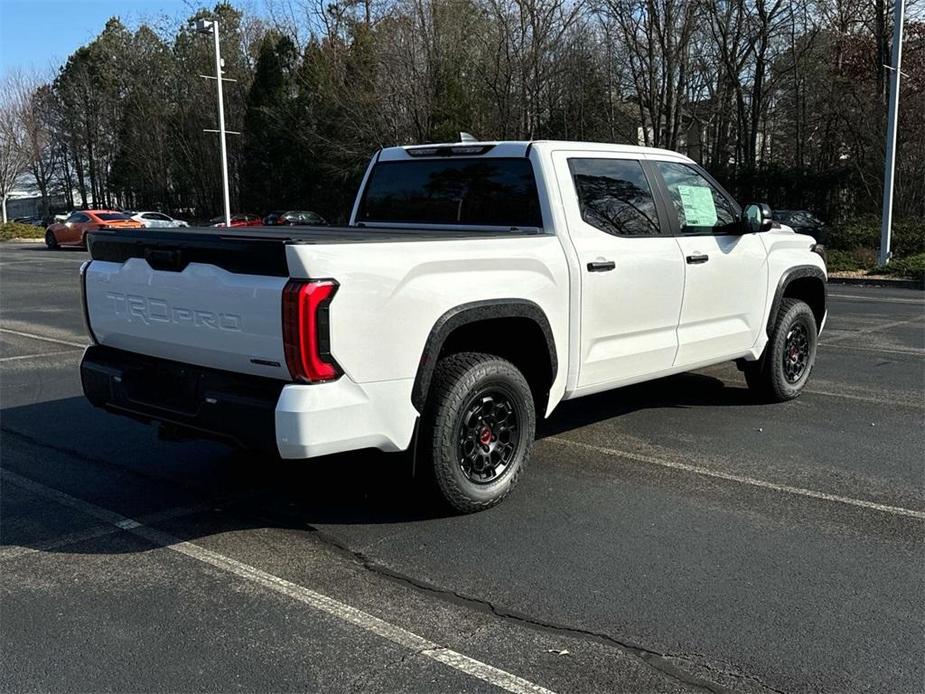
[
  {"left": 828, "top": 293, "right": 923, "bottom": 305},
  {"left": 803, "top": 386, "right": 923, "bottom": 408},
  {"left": 0, "top": 327, "right": 87, "bottom": 348},
  {"left": 0, "top": 257, "right": 86, "bottom": 265},
  {"left": 698, "top": 367, "right": 924, "bottom": 407},
  {"left": 823, "top": 317, "right": 924, "bottom": 345},
  {"left": 0, "top": 349, "right": 83, "bottom": 363},
  {"left": 547, "top": 438, "right": 925, "bottom": 520},
  {"left": 0, "top": 501, "right": 212, "bottom": 562},
  {"left": 0, "top": 469, "right": 556, "bottom": 694},
  {"left": 821, "top": 343, "right": 923, "bottom": 357}
]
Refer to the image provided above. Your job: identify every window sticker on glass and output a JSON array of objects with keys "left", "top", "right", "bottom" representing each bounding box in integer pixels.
[{"left": 677, "top": 185, "right": 717, "bottom": 227}]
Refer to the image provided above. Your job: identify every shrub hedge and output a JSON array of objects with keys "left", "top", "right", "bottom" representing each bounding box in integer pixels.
[
  {"left": 0, "top": 223, "right": 45, "bottom": 241},
  {"left": 828, "top": 216, "right": 925, "bottom": 258},
  {"left": 873, "top": 253, "right": 925, "bottom": 282}
]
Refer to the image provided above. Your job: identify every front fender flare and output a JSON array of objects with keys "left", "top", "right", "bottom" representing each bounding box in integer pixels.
[{"left": 766, "top": 265, "right": 827, "bottom": 336}]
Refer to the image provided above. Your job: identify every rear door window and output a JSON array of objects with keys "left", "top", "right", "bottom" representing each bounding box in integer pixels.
[
  {"left": 568, "top": 158, "right": 661, "bottom": 236},
  {"left": 358, "top": 158, "right": 542, "bottom": 227}
]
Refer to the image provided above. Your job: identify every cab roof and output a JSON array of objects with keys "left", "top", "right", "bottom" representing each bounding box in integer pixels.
[{"left": 379, "top": 140, "right": 694, "bottom": 162}]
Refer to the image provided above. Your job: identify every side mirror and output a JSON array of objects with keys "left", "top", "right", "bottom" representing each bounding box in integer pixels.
[{"left": 743, "top": 203, "right": 773, "bottom": 233}]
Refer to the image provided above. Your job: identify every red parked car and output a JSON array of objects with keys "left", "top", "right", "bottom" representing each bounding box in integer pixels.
[
  {"left": 45, "top": 210, "right": 143, "bottom": 249},
  {"left": 209, "top": 214, "right": 263, "bottom": 228}
]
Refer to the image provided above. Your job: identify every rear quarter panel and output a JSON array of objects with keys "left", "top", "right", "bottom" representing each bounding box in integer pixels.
[{"left": 285, "top": 236, "right": 570, "bottom": 414}]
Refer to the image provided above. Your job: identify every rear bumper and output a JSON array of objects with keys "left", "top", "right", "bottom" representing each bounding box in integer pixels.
[
  {"left": 275, "top": 377, "right": 417, "bottom": 459},
  {"left": 81, "top": 345, "right": 282, "bottom": 451},
  {"left": 81, "top": 345, "right": 418, "bottom": 458}
]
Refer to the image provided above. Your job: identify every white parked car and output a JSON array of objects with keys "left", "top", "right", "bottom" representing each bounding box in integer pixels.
[
  {"left": 79, "top": 140, "right": 827, "bottom": 513},
  {"left": 130, "top": 211, "right": 190, "bottom": 228}
]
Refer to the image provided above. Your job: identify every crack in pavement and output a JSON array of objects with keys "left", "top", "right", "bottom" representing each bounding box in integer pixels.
[
  {"left": 304, "top": 529, "right": 750, "bottom": 694},
  {"left": 667, "top": 650, "right": 788, "bottom": 694}
]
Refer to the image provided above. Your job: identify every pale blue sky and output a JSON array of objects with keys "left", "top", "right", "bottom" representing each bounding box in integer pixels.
[{"left": 0, "top": 0, "right": 205, "bottom": 76}]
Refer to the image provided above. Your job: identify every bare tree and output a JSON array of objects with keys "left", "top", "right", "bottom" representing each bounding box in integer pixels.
[
  {"left": 10, "top": 72, "right": 59, "bottom": 218},
  {"left": 0, "top": 79, "right": 30, "bottom": 223},
  {"left": 4, "top": 0, "right": 917, "bottom": 225},
  {"left": 604, "top": 0, "right": 700, "bottom": 149}
]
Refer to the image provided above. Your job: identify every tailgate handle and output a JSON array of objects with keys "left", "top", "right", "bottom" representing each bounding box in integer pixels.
[{"left": 144, "top": 248, "right": 185, "bottom": 272}]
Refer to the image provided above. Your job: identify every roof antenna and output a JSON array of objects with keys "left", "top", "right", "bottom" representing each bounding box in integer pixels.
[{"left": 458, "top": 132, "right": 477, "bottom": 143}]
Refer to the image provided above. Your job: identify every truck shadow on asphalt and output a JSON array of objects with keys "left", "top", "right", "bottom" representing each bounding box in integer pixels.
[
  {"left": 538, "top": 370, "right": 758, "bottom": 438},
  {"left": 1, "top": 371, "right": 759, "bottom": 555}
]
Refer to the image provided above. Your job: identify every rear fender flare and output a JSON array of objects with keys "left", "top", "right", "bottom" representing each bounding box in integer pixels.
[{"left": 410, "top": 299, "right": 557, "bottom": 412}]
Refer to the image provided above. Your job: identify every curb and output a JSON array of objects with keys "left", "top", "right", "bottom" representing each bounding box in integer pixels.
[
  {"left": 828, "top": 276, "right": 923, "bottom": 290},
  {"left": 3, "top": 238, "right": 45, "bottom": 244}
]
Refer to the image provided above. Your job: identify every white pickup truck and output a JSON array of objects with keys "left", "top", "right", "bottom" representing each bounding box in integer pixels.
[{"left": 80, "top": 140, "right": 827, "bottom": 512}]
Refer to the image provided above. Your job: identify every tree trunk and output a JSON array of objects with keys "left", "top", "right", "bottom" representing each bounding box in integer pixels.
[{"left": 74, "top": 153, "right": 88, "bottom": 209}]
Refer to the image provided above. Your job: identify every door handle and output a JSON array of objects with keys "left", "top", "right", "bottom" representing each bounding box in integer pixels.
[
  {"left": 686, "top": 254, "right": 709, "bottom": 264},
  {"left": 587, "top": 260, "right": 616, "bottom": 272}
]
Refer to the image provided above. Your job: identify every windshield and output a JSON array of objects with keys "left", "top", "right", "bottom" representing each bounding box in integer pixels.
[{"left": 358, "top": 158, "right": 542, "bottom": 228}]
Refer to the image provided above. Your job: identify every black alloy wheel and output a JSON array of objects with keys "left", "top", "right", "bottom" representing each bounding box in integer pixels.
[
  {"left": 782, "top": 322, "right": 810, "bottom": 383},
  {"left": 457, "top": 388, "right": 522, "bottom": 484}
]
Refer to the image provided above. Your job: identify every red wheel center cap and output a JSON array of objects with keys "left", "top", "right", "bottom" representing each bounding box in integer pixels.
[
  {"left": 479, "top": 427, "right": 493, "bottom": 445},
  {"left": 789, "top": 345, "right": 800, "bottom": 362}
]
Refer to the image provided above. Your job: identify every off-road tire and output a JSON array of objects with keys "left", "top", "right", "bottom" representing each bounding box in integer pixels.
[
  {"left": 421, "top": 352, "right": 535, "bottom": 513},
  {"left": 45, "top": 230, "right": 58, "bottom": 249},
  {"left": 744, "top": 298, "right": 817, "bottom": 402}
]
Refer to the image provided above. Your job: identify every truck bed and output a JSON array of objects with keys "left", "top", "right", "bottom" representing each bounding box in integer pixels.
[
  {"left": 88, "top": 225, "right": 542, "bottom": 276},
  {"left": 82, "top": 223, "right": 553, "bottom": 382}
]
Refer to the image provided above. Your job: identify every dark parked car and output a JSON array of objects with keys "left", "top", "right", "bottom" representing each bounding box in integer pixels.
[
  {"left": 13, "top": 216, "right": 44, "bottom": 226},
  {"left": 772, "top": 210, "right": 829, "bottom": 244},
  {"left": 263, "top": 210, "right": 327, "bottom": 226},
  {"left": 262, "top": 210, "right": 286, "bottom": 225}
]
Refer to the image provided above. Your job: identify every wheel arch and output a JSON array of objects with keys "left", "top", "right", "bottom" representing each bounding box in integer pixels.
[
  {"left": 767, "top": 265, "right": 827, "bottom": 336},
  {"left": 411, "top": 299, "right": 558, "bottom": 414}
]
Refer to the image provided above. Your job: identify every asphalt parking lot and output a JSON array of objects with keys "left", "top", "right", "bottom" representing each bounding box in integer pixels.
[{"left": 1, "top": 241, "right": 922, "bottom": 693}]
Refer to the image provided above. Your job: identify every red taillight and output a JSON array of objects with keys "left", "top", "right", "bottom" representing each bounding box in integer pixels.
[{"left": 282, "top": 279, "right": 341, "bottom": 382}]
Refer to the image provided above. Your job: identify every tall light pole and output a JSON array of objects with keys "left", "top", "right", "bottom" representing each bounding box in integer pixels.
[
  {"left": 194, "top": 18, "right": 232, "bottom": 228},
  {"left": 878, "top": 0, "right": 905, "bottom": 266}
]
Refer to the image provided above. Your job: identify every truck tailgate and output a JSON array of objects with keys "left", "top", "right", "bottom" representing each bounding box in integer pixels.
[{"left": 84, "top": 258, "right": 290, "bottom": 380}]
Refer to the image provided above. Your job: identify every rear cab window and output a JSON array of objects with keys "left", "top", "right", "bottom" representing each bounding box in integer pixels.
[
  {"left": 357, "top": 158, "right": 542, "bottom": 229},
  {"left": 568, "top": 158, "right": 661, "bottom": 236}
]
